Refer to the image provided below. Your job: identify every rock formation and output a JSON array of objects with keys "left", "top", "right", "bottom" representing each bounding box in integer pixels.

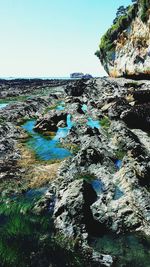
[{"left": 96, "top": 0, "right": 150, "bottom": 78}]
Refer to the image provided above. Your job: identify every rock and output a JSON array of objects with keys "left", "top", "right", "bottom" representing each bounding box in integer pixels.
[
  {"left": 54, "top": 179, "right": 88, "bottom": 237},
  {"left": 121, "top": 103, "right": 150, "bottom": 131},
  {"left": 108, "top": 98, "right": 131, "bottom": 119},
  {"left": 57, "top": 120, "right": 67, "bottom": 128},
  {"left": 34, "top": 111, "right": 67, "bottom": 132},
  {"left": 0, "top": 78, "right": 70, "bottom": 99},
  {"left": 97, "top": 1, "right": 150, "bottom": 78},
  {"left": 0, "top": 97, "right": 49, "bottom": 123},
  {"left": 1, "top": 77, "right": 150, "bottom": 266},
  {"left": 65, "top": 79, "right": 87, "bottom": 96},
  {"left": 70, "top": 72, "right": 84, "bottom": 78}
]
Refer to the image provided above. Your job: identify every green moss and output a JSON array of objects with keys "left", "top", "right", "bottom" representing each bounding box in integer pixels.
[
  {"left": 0, "top": 95, "right": 29, "bottom": 104},
  {"left": 0, "top": 117, "right": 6, "bottom": 125},
  {"left": 51, "top": 234, "right": 85, "bottom": 267},
  {"left": 0, "top": 194, "right": 87, "bottom": 267},
  {"left": 100, "top": 116, "right": 111, "bottom": 130},
  {"left": 76, "top": 173, "right": 96, "bottom": 182},
  {"left": 115, "top": 148, "right": 126, "bottom": 160},
  {"left": 43, "top": 104, "right": 57, "bottom": 114},
  {"left": 0, "top": 195, "right": 52, "bottom": 267},
  {"left": 96, "top": 2, "right": 138, "bottom": 64}
]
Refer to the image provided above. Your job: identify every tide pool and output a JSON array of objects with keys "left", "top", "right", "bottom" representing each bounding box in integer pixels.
[
  {"left": 81, "top": 104, "right": 88, "bottom": 113},
  {"left": 91, "top": 233, "right": 150, "bottom": 267},
  {"left": 91, "top": 179, "right": 105, "bottom": 196},
  {"left": 115, "top": 159, "right": 122, "bottom": 169},
  {"left": 22, "top": 115, "right": 73, "bottom": 160},
  {"left": 87, "top": 117, "right": 100, "bottom": 129},
  {"left": 0, "top": 103, "right": 8, "bottom": 109}
]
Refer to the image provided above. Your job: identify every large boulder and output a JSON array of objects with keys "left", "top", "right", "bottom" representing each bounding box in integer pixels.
[
  {"left": 65, "top": 79, "right": 87, "bottom": 96},
  {"left": 34, "top": 111, "right": 67, "bottom": 132}
]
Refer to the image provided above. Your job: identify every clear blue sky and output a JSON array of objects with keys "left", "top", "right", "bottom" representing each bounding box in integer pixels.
[{"left": 0, "top": 0, "right": 132, "bottom": 77}]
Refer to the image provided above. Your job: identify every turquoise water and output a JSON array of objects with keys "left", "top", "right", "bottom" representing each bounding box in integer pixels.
[
  {"left": 22, "top": 114, "right": 73, "bottom": 160},
  {"left": 115, "top": 159, "right": 122, "bottom": 169},
  {"left": 113, "top": 186, "right": 124, "bottom": 200},
  {"left": 87, "top": 118, "right": 100, "bottom": 129},
  {"left": 91, "top": 179, "right": 105, "bottom": 196},
  {"left": 0, "top": 103, "right": 8, "bottom": 109},
  {"left": 56, "top": 105, "right": 65, "bottom": 111},
  {"left": 56, "top": 101, "right": 65, "bottom": 111},
  {"left": 81, "top": 104, "right": 88, "bottom": 113}
]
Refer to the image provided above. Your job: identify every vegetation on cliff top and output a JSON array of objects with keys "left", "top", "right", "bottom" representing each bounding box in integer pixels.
[
  {"left": 95, "top": 0, "right": 149, "bottom": 67},
  {"left": 140, "top": 0, "right": 150, "bottom": 22}
]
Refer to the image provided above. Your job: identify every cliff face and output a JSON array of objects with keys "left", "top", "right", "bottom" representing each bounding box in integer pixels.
[{"left": 98, "top": 0, "right": 150, "bottom": 78}]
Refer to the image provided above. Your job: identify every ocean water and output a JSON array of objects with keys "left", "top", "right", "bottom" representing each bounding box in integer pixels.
[{"left": 0, "top": 76, "right": 76, "bottom": 80}]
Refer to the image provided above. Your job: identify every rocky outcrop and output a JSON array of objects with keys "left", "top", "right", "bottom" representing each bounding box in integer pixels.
[
  {"left": 0, "top": 97, "right": 49, "bottom": 123},
  {"left": 0, "top": 78, "right": 70, "bottom": 98},
  {"left": 97, "top": 0, "right": 150, "bottom": 78},
  {"left": 65, "top": 79, "right": 87, "bottom": 96},
  {"left": 1, "top": 77, "right": 150, "bottom": 266},
  {"left": 34, "top": 111, "right": 68, "bottom": 132}
]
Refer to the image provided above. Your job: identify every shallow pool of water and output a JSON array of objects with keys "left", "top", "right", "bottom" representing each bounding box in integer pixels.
[
  {"left": 113, "top": 186, "right": 124, "bottom": 200},
  {"left": 115, "top": 159, "right": 122, "bottom": 169},
  {"left": 91, "top": 179, "right": 105, "bottom": 196},
  {"left": 87, "top": 118, "right": 100, "bottom": 129},
  {"left": 55, "top": 101, "right": 65, "bottom": 111},
  {"left": 91, "top": 232, "right": 150, "bottom": 267},
  {"left": 81, "top": 104, "right": 88, "bottom": 113},
  {"left": 0, "top": 103, "right": 8, "bottom": 109},
  {"left": 22, "top": 115, "right": 73, "bottom": 160},
  {"left": 25, "top": 187, "right": 48, "bottom": 198}
]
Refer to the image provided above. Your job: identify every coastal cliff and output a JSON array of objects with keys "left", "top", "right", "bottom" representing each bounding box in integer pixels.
[{"left": 96, "top": 0, "right": 150, "bottom": 78}]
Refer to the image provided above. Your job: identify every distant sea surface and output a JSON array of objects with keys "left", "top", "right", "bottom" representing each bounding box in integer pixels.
[
  {"left": 0, "top": 76, "right": 99, "bottom": 80},
  {"left": 0, "top": 77, "right": 73, "bottom": 80}
]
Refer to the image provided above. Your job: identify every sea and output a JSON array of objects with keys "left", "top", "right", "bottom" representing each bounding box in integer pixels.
[{"left": 0, "top": 76, "right": 99, "bottom": 80}]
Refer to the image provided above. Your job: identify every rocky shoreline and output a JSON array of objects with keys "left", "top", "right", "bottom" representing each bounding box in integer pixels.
[{"left": 0, "top": 77, "right": 150, "bottom": 266}]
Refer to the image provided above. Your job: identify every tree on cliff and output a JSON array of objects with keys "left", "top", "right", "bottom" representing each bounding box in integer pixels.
[{"left": 113, "top": 6, "right": 127, "bottom": 24}]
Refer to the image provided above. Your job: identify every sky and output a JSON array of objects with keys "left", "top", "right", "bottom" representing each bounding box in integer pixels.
[{"left": 0, "top": 0, "right": 132, "bottom": 78}]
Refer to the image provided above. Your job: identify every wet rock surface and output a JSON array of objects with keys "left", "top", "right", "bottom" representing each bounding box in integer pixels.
[{"left": 1, "top": 77, "right": 150, "bottom": 266}]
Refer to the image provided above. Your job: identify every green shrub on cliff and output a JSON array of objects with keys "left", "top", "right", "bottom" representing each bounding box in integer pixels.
[
  {"left": 98, "top": 12, "right": 129, "bottom": 63},
  {"left": 95, "top": 1, "right": 140, "bottom": 65},
  {"left": 140, "top": 0, "right": 149, "bottom": 22}
]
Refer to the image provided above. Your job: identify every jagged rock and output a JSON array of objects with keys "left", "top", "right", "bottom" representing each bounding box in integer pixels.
[
  {"left": 57, "top": 120, "right": 67, "bottom": 128},
  {"left": 121, "top": 103, "right": 150, "bottom": 131},
  {"left": 0, "top": 78, "right": 69, "bottom": 98},
  {"left": 0, "top": 97, "right": 49, "bottom": 122},
  {"left": 54, "top": 179, "right": 88, "bottom": 237},
  {"left": 34, "top": 111, "right": 67, "bottom": 132},
  {"left": 1, "top": 77, "right": 150, "bottom": 266},
  {"left": 65, "top": 79, "right": 87, "bottom": 96},
  {"left": 108, "top": 98, "right": 131, "bottom": 119}
]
